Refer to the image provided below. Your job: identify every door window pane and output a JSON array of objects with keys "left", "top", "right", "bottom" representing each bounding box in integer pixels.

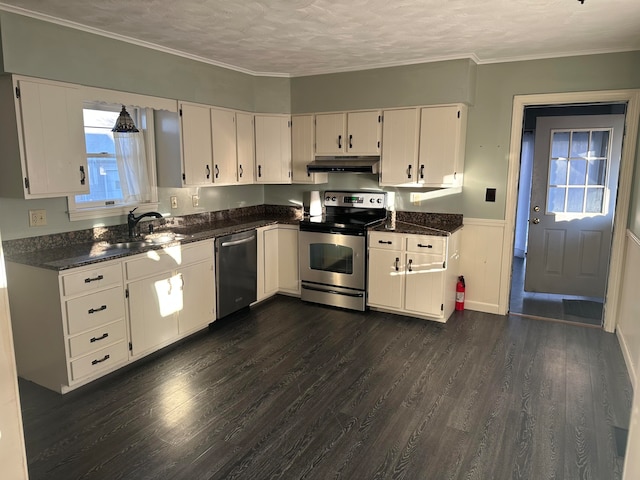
[
  {"left": 570, "top": 131, "right": 589, "bottom": 158},
  {"left": 309, "top": 243, "right": 353, "bottom": 275},
  {"left": 566, "top": 189, "right": 585, "bottom": 212},
  {"left": 587, "top": 159, "right": 606, "bottom": 186},
  {"left": 568, "top": 160, "right": 587, "bottom": 185},
  {"left": 551, "top": 131, "right": 570, "bottom": 158},
  {"left": 590, "top": 130, "right": 610, "bottom": 158},
  {"left": 585, "top": 188, "right": 604, "bottom": 213},
  {"left": 547, "top": 187, "right": 566, "bottom": 213},
  {"left": 549, "top": 159, "right": 567, "bottom": 185}
]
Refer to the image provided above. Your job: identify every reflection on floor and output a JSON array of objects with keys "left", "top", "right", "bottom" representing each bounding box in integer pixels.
[{"left": 509, "top": 256, "right": 603, "bottom": 326}]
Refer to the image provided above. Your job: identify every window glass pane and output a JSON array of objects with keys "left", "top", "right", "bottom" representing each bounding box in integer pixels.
[
  {"left": 75, "top": 156, "right": 123, "bottom": 203},
  {"left": 83, "top": 109, "right": 118, "bottom": 129},
  {"left": 309, "top": 244, "right": 353, "bottom": 274},
  {"left": 551, "top": 131, "right": 570, "bottom": 158},
  {"left": 570, "top": 131, "right": 589, "bottom": 158},
  {"left": 547, "top": 187, "right": 566, "bottom": 213},
  {"left": 590, "top": 130, "right": 610, "bottom": 158},
  {"left": 587, "top": 159, "right": 606, "bottom": 186},
  {"left": 568, "top": 160, "right": 587, "bottom": 185},
  {"left": 549, "top": 159, "right": 567, "bottom": 185},
  {"left": 85, "top": 128, "right": 115, "bottom": 154},
  {"left": 566, "top": 189, "right": 585, "bottom": 213},
  {"left": 585, "top": 188, "right": 604, "bottom": 213}
]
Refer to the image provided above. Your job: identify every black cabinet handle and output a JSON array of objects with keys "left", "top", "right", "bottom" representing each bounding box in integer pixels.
[
  {"left": 84, "top": 274, "right": 104, "bottom": 284},
  {"left": 394, "top": 257, "right": 399, "bottom": 271},
  {"left": 258, "top": 165, "right": 262, "bottom": 178},
  {"left": 91, "top": 354, "right": 110, "bottom": 366},
  {"left": 206, "top": 165, "right": 211, "bottom": 179},
  {"left": 349, "top": 134, "right": 353, "bottom": 149},
  {"left": 79, "top": 166, "right": 86, "bottom": 185},
  {"left": 90, "top": 333, "right": 109, "bottom": 343},
  {"left": 378, "top": 240, "right": 393, "bottom": 245},
  {"left": 408, "top": 259, "right": 413, "bottom": 272},
  {"left": 407, "top": 164, "right": 412, "bottom": 179},
  {"left": 88, "top": 305, "right": 107, "bottom": 314},
  {"left": 215, "top": 164, "right": 220, "bottom": 178},
  {"left": 338, "top": 135, "right": 342, "bottom": 149},
  {"left": 239, "top": 164, "right": 243, "bottom": 178},
  {"left": 420, "top": 164, "right": 425, "bottom": 179},
  {"left": 417, "top": 244, "right": 433, "bottom": 249}
]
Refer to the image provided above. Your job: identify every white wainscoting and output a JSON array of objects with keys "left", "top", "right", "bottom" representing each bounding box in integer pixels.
[
  {"left": 616, "top": 230, "right": 640, "bottom": 390},
  {"left": 459, "top": 218, "right": 506, "bottom": 315}
]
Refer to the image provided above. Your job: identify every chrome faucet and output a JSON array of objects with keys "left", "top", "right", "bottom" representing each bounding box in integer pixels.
[{"left": 127, "top": 208, "right": 163, "bottom": 238}]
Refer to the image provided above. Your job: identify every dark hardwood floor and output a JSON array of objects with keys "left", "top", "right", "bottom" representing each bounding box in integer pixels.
[{"left": 19, "top": 296, "right": 632, "bottom": 480}]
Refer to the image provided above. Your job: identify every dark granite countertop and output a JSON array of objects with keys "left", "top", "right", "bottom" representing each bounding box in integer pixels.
[
  {"left": 370, "top": 220, "right": 462, "bottom": 236},
  {"left": 5, "top": 214, "right": 298, "bottom": 272},
  {"left": 369, "top": 212, "right": 463, "bottom": 236}
]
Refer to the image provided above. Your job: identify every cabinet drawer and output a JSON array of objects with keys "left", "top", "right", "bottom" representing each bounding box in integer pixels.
[
  {"left": 66, "top": 286, "right": 125, "bottom": 335},
  {"left": 67, "top": 320, "right": 126, "bottom": 359},
  {"left": 181, "top": 241, "right": 213, "bottom": 265},
  {"left": 125, "top": 242, "right": 213, "bottom": 280},
  {"left": 62, "top": 263, "right": 122, "bottom": 296},
  {"left": 70, "top": 341, "right": 128, "bottom": 381},
  {"left": 369, "top": 232, "right": 401, "bottom": 250},
  {"left": 406, "top": 235, "right": 446, "bottom": 255}
]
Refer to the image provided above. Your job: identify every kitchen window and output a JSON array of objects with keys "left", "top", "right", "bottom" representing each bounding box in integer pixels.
[{"left": 67, "top": 102, "right": 158, "bottom": 220}]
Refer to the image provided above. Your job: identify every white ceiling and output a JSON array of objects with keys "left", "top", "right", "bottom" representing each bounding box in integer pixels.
[{"left": 1, "top": 0, "right": 639, "bottom": 77}]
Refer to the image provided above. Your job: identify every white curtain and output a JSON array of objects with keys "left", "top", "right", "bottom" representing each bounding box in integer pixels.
[{"left": 113, "top": 132, "right": 151, "bottom": 203}]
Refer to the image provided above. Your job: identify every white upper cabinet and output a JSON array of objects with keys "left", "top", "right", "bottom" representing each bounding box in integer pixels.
[
  {"left": 210, "top": 108, "right": 238, "bottom": 185},
  {"left": 0, "top": 76, "right": 88, "bottom": 198},
  {"left": 254, "top": 114, "right": 292, "bottom": 184},
  {"left": 291, "top": 114, "right": 327, "bottom": 184},
  {"left": 315, "top": 110, "right": 381, "bottom": 156},
  {"left": 180, "top": 102, "right": 214, "bottom": 186},
  {"left": 236, "top": 112, "right": 255, "bottom": 184},
  {"left": 379, "top": 108, "right": 420, "bottom": 186},
  {"left": 418, "top": 104, "right": 467, "bottom": 187}
]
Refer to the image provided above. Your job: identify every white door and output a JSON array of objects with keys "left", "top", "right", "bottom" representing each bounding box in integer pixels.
[{"left": 525, "top": 115, "right": 624, "bottom": 297}]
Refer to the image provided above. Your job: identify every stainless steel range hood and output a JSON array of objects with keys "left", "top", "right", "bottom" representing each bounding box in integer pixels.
[{"left": 306, "top": 156, "right": 380, "bottom": 174}]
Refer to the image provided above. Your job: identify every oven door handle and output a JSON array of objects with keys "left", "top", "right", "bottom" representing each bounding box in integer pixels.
[{"left": 301, "top": 284, "right": 364, "bottom": 298}]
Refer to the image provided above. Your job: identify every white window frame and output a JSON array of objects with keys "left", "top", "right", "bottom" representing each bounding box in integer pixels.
[{"left": 68, "top": 102, "right": 159, "bottom": 221}]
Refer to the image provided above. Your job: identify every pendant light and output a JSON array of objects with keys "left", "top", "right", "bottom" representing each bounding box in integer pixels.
[{"left": 112, "top": 105, "right": 139, "bottom": 133}]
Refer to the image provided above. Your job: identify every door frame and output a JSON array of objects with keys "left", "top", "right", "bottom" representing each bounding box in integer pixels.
[{"left": 501, "top": 90, "right": 640, "bottom": 332}]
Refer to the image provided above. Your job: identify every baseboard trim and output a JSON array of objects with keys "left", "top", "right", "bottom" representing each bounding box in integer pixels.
[{"left": 617, "top": 323, "right": 637, "bottom": 390}]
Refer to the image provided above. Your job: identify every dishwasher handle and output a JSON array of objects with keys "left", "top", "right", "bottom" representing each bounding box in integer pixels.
[{"left": 220, "top": 235, "right": 256, "bottom": 248}]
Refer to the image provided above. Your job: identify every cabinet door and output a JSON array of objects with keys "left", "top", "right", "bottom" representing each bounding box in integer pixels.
[
  {"left": 278, "top": 227, "right": 299, "bottom": 294},
  {"left": 257, "top": 226, "right": 279, "bottom": 301},
  {"left": 418, "top": 105, "right": 466, "bottom": 187},
  {"left": 178, "top": 260, "right": 215, "bottom": 334},
  {"left": 404, "top": 253, "right": 445, "bottom": 317},
  {"left": 18, "top": 79, "right": 88, "bottom": 196},
  {"left": 255, "top": 115, "right": 291, "bottom": 184},
  {"left": 128, "top": 273, "right": 180, "bottom": 356},
  {"left": 180, "top": 103, "right": 213, "bottom": 186},
  {"left": 291, "top": 115, "right": 326, "bottom": 184},
  {"left": 367, "top": 248, "right": 404, "bottom": 309},
  {"left": 380, "top": 108, "right": 420, "bottom": 186},
  {"left": 211, "top": 108, "right": 238, "bottom": 185},
  {"left": 236, "top": 112, "right": 255, "bottom": 184},
  {"left": 315, "top": 113, "right": 346, "bottom": 155},
  {"left": 346, "top": 110, "right": 381, "bottom": 155}
]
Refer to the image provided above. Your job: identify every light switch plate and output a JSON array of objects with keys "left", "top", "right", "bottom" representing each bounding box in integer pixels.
[
  {"left": 28, "top": 209, "right": 47, "bottom": 227},
  {"left": 192, "top": 195, "right": 199, "bottom": 207},
  {"left": 170, "top": 196, "right": 178, "bottom": 209}
]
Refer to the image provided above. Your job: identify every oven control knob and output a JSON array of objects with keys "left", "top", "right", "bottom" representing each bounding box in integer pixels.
[
  {"left": 377, "top": 198, "right": 382, "bottom": 204},
  {"left": 331, "top": 196, "right": 336, "bottom": 201},
  {"left": 369, "top": 198, "right": 375, "bottom": 203},
  {"left": 325, "top": 196, "right": 331, "bottom": 202}
]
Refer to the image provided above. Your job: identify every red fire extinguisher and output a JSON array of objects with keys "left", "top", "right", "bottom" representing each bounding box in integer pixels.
[{"left": 455, "top": 276, "right": 465, "bottom": 311}]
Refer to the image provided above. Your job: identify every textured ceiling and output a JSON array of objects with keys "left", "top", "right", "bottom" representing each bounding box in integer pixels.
[{"left": 1, "top": 0, "right": 639, "bottom": 76}]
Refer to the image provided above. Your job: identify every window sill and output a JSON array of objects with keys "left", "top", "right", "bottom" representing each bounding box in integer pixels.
[{"left": 68, "top": 202, "right": 160, "bottom": 222}]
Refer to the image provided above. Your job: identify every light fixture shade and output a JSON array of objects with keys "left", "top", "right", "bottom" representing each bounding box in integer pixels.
[{"left": 112, "top": 105, "right": 139, "bottom": 133}]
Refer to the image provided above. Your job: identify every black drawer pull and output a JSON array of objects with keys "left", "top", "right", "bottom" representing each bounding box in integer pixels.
[
  {"left": 88, "top": 305, "right": 107, "bottom": 314},
  {"left": 84, "top": 274, "right": 104, "bottom": 283},
  {"left": 91, "top": 354, "right": 110, "bottom": 365},
  {"left": 417, "top": 244, "right": 433, "bottom": 248},
  {"left": 90, "top": 333, "right": 109, "bottom": 343},
  {"left": 378, "top": 240, "right": 393, "bottom": 245}
]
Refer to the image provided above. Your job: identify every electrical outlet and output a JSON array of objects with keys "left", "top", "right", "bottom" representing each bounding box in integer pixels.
[
  {"left": 192, "top": 195, "right": 199, "bottom": 207},
  {"left": 170, "top": 196, "right": 178, "bottom": 209},
  {"left": 28, "top": 209, "right": 47, "bottom": 227}
]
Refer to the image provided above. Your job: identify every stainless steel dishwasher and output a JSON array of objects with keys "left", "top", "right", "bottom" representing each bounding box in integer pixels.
[{"left": 215, "top": 229, "right": 257, "bottom": 319}]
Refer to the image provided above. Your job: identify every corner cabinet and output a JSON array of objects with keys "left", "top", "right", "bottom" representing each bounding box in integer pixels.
[
  {"left": 254, "top": 114, "right": 292, "bottom": 184},
  {"left": 367, "top": 230, "right": 461, "bottom": 322},
  {"left": 291, "top": 114, "right": 327, "bottom": 184},
  {"left": 0, "top": 75, "right": 88, "bottom": 198},
  {"left": 315, "top": 110, "right": 382, "bottom": 156},
  {"left": 256, "top": 224, "right": 300, "bottom": 302}
]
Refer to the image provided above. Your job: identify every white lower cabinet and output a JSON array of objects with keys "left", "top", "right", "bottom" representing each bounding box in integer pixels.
[
  {"left": 125, "top": 240, "right": 215, "bottom": 358},
  {"left": 367, "top": 230, "right": 460, "bottom": 322},
  {"left": 256, "top": 224, "right": 300, "bottom": 302}
]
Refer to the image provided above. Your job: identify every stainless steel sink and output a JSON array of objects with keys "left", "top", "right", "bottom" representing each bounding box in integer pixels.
[{"left": 106, "top": 232, "right": 188, "bottom": 250}]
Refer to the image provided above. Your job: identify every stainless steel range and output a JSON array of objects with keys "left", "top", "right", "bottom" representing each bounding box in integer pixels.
[{"left": 299, "top": 191, "right": 387, "bottom": 311}]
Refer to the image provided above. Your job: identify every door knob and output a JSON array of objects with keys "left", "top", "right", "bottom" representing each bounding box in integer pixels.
[{"left": 532, "top": 218, "right": 540, "bottom": 224}]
